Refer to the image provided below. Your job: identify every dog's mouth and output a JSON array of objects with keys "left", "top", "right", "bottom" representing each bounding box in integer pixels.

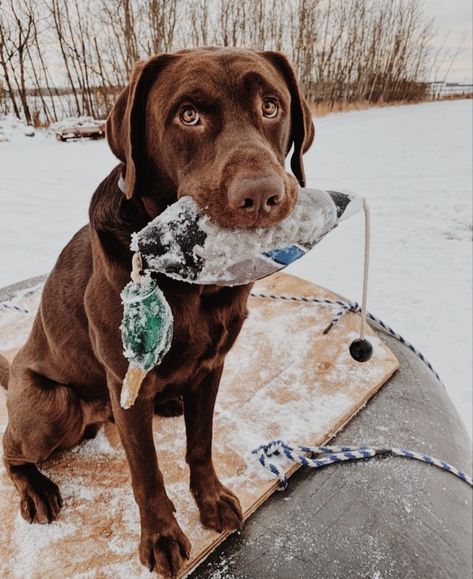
[
  {"left": 236, "top": 204, "right": 294, "bottom": 229},
  {"left": 177, "top": 174, "right": 299, "bottom": 231}
]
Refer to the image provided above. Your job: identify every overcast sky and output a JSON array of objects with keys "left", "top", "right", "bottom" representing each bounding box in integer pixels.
[{"left": 425, "top": 0, "right": 472, "bottom": 82}]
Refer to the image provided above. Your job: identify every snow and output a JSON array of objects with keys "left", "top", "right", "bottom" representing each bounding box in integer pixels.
[
  {"left": 0, "top": 99, "right": 471, "bottom": 435},
  {"left": 0, "top": 115, "right": 35, "bottom": 142},
  {"left": 288, "top": 100, "right": 472, "bottom": 437}
]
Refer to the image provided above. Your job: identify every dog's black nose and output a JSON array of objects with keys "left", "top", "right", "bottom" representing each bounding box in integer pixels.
[{"left": 228, "top": 174, "right": 285, "bottom": 215}]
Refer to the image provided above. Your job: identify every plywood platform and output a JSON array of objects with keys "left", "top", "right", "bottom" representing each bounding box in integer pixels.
[{"left": 0, "top": 273, "right": 398, "bottom": 578}]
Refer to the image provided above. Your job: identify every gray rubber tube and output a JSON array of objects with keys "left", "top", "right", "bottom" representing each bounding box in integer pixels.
[{"left": 189, "top": 333, "right": 472, "bottom": 579}]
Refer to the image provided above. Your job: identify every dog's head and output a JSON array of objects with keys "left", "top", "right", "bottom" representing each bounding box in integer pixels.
[{"left": 107, "top": 47, "right": 314, "bottom": 229}]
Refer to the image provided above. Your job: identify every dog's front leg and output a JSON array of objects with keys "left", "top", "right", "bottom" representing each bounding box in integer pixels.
[
  {"left": 183, "top": 365, "right": 243, "bottom": 533},
  {"left": 108, "top": 379, "right": 191, "bottom": 576}
]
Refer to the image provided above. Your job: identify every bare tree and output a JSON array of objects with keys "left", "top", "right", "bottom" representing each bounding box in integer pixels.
[
  {"left": 0, "top": 0, "right": 449, "bottom": 126},
  {"left": 0, "top": 5, "right": 22, "bottom": 118},
  {"left": 0, "top": 0, "right": 35, "bottom": 122}
]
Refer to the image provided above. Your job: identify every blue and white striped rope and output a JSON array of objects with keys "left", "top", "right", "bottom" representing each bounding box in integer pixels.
[
  {"left": 249, "top": 291, "right": 443, "bottom": 386},
  {"left": 0, "top": 302, "right": 29, "bottom": 314},
  {"left": 252, "top": 440, "right": 473, "bottom": 489},
  {"left": 0, "top": 286, "right": 39, "bottom": 315},
  {"left": 248, "top": 294, "right": 472, "bottom": 487},
  {"left": 0, "top": 287, "right": 446, "bottom": 388},
  {"left": 0, "top": 289, "right": 450, "bottom": 389}
]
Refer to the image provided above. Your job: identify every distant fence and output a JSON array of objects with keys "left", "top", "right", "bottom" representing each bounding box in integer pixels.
[{"left": 427, "top": 82, "right": 473, "bottom": 99}]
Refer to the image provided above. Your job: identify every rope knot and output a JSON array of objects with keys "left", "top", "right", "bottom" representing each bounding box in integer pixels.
[
  {"left": 251, "top": 440, "right": 289, "bottom": 489},
  {"left": 252, "top": 439, "right": 284, "bottom": 457},
  {"left": 323, "top": 301, "right": 360, "bottom": 334}
]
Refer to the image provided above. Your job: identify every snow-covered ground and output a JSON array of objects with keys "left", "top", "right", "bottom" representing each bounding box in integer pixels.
[{"left": 0, "top": 100, "right": 471, "bottom": 435}]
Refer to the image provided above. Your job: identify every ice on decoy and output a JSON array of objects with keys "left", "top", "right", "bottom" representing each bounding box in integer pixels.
[{"left": 131, "top": 188, "right": 362, "bottom": 286}]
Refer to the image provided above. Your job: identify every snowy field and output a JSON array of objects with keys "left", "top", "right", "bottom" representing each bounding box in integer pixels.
[{"left": 0, "top": 99, "right": 471, "bottom": 435}]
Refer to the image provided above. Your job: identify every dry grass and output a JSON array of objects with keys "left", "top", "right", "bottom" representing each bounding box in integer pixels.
[
  {"left": 309, "top": 94, "right": 472, "bottom": 117},
  {"left": 309, "top": 99, "right": 420, "bottom": 117},
  {"left": 436, "top": 93, "right": 473, "bottom": 102}
]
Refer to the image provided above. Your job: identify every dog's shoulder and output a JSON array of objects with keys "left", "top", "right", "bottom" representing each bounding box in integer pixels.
[{"left": 89, "top": 164, "right": 126, "bottom": 233}]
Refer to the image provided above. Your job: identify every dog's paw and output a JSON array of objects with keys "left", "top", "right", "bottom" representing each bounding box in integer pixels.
[
  {"left": 154, "top": 397, "right": 184, "bottom": 417},
  {"left": 139, "top": 516, "right": 191, "bottom": 577},
  {"left": 19, "top": 471, "right": 63, "bottom": 524},
  {"left": 193, "top": 482, "right": 243, "bottom": 533}
]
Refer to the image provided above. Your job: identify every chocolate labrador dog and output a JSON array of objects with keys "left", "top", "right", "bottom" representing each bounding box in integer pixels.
[{"left": 1, "top": 47, "right": 314, "bottom": 576}]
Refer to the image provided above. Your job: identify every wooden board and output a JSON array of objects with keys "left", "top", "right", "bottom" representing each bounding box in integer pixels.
[{"left": 0, "top": 272, "right": 398, "bottom": 578}]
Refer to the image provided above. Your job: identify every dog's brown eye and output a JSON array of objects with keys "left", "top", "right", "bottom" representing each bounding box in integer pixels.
[
  {"left": 180, "top": 105, "right": 200, "bottom": 126},
  {"left": 262, "top": 98, "right": 279, "bottom": 118}
]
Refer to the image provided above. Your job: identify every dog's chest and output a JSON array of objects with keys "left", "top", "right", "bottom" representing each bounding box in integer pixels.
[{"left": 150, "top": 289, "right": 249, "bottom": 395}]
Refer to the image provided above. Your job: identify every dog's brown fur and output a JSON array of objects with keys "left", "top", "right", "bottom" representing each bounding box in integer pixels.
[{"left": 2, "top": 48, "right": 314, "bottom": 577}]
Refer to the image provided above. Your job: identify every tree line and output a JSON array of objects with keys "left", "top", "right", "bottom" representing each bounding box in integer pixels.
[{"left": 0, "top": 0, "right": 449, "bottom": 126}]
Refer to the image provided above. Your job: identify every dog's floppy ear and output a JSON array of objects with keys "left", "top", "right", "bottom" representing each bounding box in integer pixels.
[
  {"left": 261, "top": 52, "right": 315, "bottom": 187},
  {"left": 107, "top": 54, "right": 176, "bottom": 199}
]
